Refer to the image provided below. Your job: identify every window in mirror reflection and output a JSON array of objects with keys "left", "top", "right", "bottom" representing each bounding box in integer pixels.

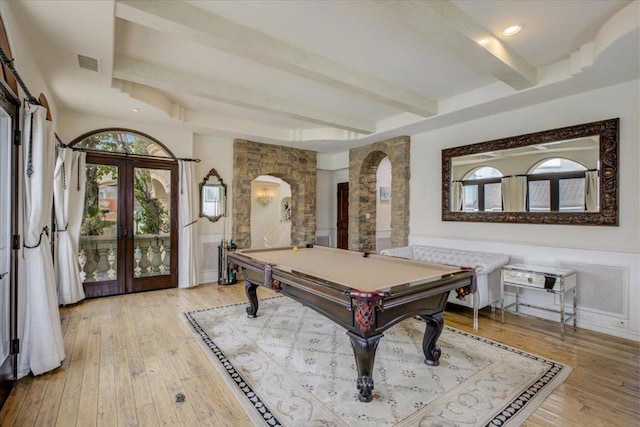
[
  {"left": 459, "top": 167, "right": 504, "bottom": 212},
  {"left": 457, "top": 159, "right": 597, "bottom": 213},
  {"left": 202, "top": 185, "right": 223, "bottom": 217},
  {"left": 527, "top": 158, "right": 592, "bottom": 212}
]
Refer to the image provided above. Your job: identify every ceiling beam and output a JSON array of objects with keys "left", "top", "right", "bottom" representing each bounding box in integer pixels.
[
  {"left": 115, "top": 0, "right": 437, "bottom": 117},
  {"left": 376, "top": 0, "right": 537, "bottom": 90},
  {"left": 113, "top": 56, "right": 375, "bottom": 134}
]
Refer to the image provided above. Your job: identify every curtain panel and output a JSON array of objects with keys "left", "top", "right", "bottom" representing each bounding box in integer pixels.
[
  {"left": 451, "top": 181, "right": 464, "bottom": 212},
  {"left": 54, "top": 148, "right": 86, "bottom": 305},
  {"left": 178, "top": 160, "right": 199, "bottom": 288},
  {"left": 18, "top": 104, "right": 65, "bottom": 377},
  {"left": 585, "top": 171, "right": 599, "bottom": 212},
  {"left": 501, "top": 176, "right": 527, "bottom": 212}
]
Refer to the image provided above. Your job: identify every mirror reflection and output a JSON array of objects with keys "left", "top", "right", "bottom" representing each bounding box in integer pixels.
[
  {"left": 451, "top": 136, "right": 599, "bottom": 213},
  {"left": 202, "top": 185, "right": 224, "bottom": 217},
  {"left": 442, "top": 118, "right": 619, "bottom": 226},
  {"left": 199, "top": 168, "right": 226, "bottom": 223}
]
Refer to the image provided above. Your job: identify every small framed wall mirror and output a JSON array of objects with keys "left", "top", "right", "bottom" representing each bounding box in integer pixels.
[
  {"left": 441, "top": 118, "right": 619, "bottom": 225},
  {"left": 199, "top": 168, "right": 227, "bottom": 223}
]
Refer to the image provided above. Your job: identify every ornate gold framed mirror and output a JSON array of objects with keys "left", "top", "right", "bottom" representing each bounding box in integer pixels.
[
  {"left": 199, "top": 168, "right": 226, "bottom": 223},
  {"left": 442, "top": 118, "right": 619, "bottom": 225}
]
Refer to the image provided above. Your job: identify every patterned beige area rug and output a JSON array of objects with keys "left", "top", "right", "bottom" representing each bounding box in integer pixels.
[{"left": 184, "top": 297, "right": 571, "bottom": 426}]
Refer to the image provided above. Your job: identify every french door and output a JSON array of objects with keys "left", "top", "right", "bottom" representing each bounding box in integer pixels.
[
  {"left": 0, "top": 88, "right": 18, "bottom": 408},
  {"left": 79, "top": 153, "right": 178, "bottom": 297}
]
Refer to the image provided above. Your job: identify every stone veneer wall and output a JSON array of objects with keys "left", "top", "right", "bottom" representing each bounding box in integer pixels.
[
  {"left": 233, "top": 139, "right": 317, "bottom": 249},
  {"left": 349, "top": 136, "right": 410, "bottom": 252}
]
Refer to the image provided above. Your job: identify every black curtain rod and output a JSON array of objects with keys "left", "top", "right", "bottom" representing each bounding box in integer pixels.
[
  {"left": 57, "top": 141, "right": 200, "bottom": 163},
  {"left": 0, "top": 46, "right": 39, "bottom": 105},
  {"left": 453, "top": 169, "right": 598, "bottom": 183}
]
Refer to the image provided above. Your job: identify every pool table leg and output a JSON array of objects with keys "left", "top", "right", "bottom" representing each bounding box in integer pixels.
[
  {"left": 420, "top": 312, "right": 444, "bottom": 366},
  {"left": 245, "top": 281, "right": 259, "bottom": 318},
  {"left": 347, "top": 332, "right": 383, "bottom": 403}
]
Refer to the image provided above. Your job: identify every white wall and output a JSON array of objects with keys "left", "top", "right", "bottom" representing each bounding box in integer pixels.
[
  {"left": 316, "top": 167, "right": 348, "bottom": 247},
  {"left": 1, "top": 3, "right": 58, "bottom": 121},
  {"left": 410, "top": 80, "right": 639, "bottom": 340},
  {"left": 193, "top": 134, "right": 234, "bottom": 283},
  {"left": 376, "top": 157, "right": 392, "bottom": 250},
  {"left": 57, "top": 111, "right": 194, "bottom": 157},
  {"left": 316, "top": 169, "right": 334, "bottom": 244}
]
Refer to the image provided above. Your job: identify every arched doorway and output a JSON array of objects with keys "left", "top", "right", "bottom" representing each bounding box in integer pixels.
[
  {"left": 232, "top": 139, "right": 317, "bottom": 249},
  {"left": 348, "top": 136, "right": 410, "bottom": 252},
  {"left": 250, "top": 175, "right": 292, "bottom": 248},
  {"left": 376, "top": 157, "right": 392, "bottom": 251},
  {"left": 70, "top": 129, "right": 178, "bottom": 297}
]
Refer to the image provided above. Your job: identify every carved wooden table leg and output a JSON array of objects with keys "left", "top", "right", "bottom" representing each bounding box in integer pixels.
[
  {"left": 420, "top": 312, "right": 444, "bottom": 366},
  {"left": 245, "top": 281, "right": 259, "bottom": 318},
  {"left": 347, "top": 332, "right": 383, "bottom": 402}
]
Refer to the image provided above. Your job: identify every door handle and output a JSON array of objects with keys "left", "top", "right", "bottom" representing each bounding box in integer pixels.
[
  {"left": 117, "top": 225, "right": 123, "bottom": 240},
  {"left": 0, "top": 272, "right": 8, "bottom": 279},
  {"left": 128, "top": 228, "right": 134, "bottom": 240}
]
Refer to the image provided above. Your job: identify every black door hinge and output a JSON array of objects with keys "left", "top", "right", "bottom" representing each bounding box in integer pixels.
[
  {"left": 14, "top": 129, "right": 21, "bottom": 146},
  {"left": 11, "top": 338, "right": 19, "bottom": 354},
  {"left": 12, "top": 235, "right": 20, "bottom": 250}
]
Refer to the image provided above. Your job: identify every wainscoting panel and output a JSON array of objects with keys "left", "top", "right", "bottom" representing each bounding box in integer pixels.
[
  {"left": 199, "top": 234, "right": 224, "bottom": 284},
  {"left": 556, "top": 260, "right": 628, "bottom": 317},
  {"left": 377, "top": 237, "right": 391, "bottom": 252},
  {"left": 315, "top": 235, "right": 331, "bottom": 247}
]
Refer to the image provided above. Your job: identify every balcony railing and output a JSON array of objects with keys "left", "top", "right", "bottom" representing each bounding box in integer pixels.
[{"left": 78, "top": 234, "right": 170, "bottom": 282}]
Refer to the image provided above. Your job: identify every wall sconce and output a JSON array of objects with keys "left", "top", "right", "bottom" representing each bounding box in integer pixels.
[{"left": 256, "top": 187, "right": 274, "bottom": 206}]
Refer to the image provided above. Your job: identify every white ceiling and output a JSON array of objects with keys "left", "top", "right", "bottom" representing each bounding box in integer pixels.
[{"left": 6, "top": 0, "right": 639, "bottom": 153}]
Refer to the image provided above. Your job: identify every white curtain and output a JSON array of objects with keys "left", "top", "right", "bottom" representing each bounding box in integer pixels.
[
  {"left": 501, "top": 176, "right": 527, "bottom": 212},
  {"left": 54, "top": 148, "right": 86, "bottom": 305},
  {"left": 451, "top": 181, "right": 464, "bottom": 211},
  {"left": 178, "top": 160, "right": 199, "bottom": 288},
  {"left": 18, "top": 104, "right": 65, "bottom": 377},
  {"left": 585, "top": 171, "right": 599, "bottom": 212}
]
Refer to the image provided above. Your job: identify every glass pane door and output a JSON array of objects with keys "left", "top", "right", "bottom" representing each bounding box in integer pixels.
[
  {"left": 0, "top": 110, "right": 11, "bottom": 373},
  {"left": 79, "top": 163, "right": 123, "bottom": 297},
  {"left": 131, "top": 166, "right": 175, "bottom": 292}
]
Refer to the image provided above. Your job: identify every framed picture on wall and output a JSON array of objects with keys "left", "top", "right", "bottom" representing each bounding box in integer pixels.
[{"left": 379, "top": 186, "right": 391, "bottom": 201}]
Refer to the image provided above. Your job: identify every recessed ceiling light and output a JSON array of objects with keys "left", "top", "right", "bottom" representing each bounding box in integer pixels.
[
  {"left": 132, "top": 108, "right": 140, "bottom": 112},
  {"left": 503, "top": 24, "right": 524, "bottom": 36}
]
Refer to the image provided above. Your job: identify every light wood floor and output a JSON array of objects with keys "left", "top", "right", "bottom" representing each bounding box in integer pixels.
[{"left": 1, "top": 283, "right": 638, "bottom": 426}]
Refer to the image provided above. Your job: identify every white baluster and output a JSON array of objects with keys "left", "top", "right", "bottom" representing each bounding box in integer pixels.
[
  {"left": 78, "top": 249, "right": 87, "bottom": 282},
  {"left": 83, "top": 244, "right": 98, "bottom": 281},
  {"left": 95, "top": 246, "right": 110, "bottom": 281},
  {"left": 150, "top": 241, "right": 162, "bottom": 275},
  {"left": 158, "top": 241, "right": 166, "bottom": 274},
  {"left": 137, "top": 240, "right": 149, "bottom": 276},
  {"left": 134, "top": 243, "right": 142, "bottom": 277},
  {"left": 107, "top": 245, "right": 116, "bottom": 280},
  {"left": 162, "top": 239, "right": 170, "bottom": 274}
]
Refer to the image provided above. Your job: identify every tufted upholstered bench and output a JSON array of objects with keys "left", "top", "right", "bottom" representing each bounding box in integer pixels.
[{"left": 379, "top": 245, "right": 509, "bottom": 329}]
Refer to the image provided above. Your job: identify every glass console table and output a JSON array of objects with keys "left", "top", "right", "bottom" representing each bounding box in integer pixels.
[{"left": 500, "top": 264, "right": 577, "bottom": 340}]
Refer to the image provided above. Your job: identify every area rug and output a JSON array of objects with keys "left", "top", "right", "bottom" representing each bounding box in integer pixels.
[{"left": 184, "top": 297, "right": 571, "bottom": 426}]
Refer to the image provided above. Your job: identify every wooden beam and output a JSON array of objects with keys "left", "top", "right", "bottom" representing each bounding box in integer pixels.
[
  {"left": 376, "top": 0, "right": 537, "bottom": 90},
  {"left": 113, "top": 56, "right": 375, "bottom": 134},
  {"left": 115, "top": 0, "right": 437, "bottom": 117}
]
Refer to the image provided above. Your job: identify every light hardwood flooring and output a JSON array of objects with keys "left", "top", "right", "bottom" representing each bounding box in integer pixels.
[{"left": 1, "top": 283, "right": 638, "bottom": 426}]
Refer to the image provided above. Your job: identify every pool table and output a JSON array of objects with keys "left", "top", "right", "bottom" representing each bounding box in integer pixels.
[{"left": 227, "top": 245, "right": 473, "bottom": 402}]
